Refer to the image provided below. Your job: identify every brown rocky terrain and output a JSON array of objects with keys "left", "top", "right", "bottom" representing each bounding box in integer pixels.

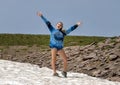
[{"left": 0, "top": 36, "right": 120, "bottom": 82}]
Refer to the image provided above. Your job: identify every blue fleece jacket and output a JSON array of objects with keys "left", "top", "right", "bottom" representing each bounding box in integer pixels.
[{"left": 40, "top": 15, "right": 78, "bottom": 50}]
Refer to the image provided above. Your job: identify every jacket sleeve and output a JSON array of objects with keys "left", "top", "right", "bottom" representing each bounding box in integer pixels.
[
  {"left": 65, "top": 24, "right": 78, "bottom": 35},
  {"left": 41, "top": 15, "right": 54, "bottom": 32}
]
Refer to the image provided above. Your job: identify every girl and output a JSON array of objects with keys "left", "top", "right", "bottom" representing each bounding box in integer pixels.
[{"left": 37, "top": 11, "right": 81, "bottom": 77}]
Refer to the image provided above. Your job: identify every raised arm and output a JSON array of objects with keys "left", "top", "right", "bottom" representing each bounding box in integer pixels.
[
  {"left": 65, "top": 21, "right": 82, "bottom": 35},
  {"left": 37, "top": 11, "right": 54, "bottom": 31}
]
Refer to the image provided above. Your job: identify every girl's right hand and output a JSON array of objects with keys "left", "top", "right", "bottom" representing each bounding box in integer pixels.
[{"left": 37, "top": 12, "right": 42, "bottom": 16}]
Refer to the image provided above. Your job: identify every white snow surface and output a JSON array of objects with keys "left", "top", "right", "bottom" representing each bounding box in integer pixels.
[{"left": 0, "top": 60, "right": 120, "bottom": 85}]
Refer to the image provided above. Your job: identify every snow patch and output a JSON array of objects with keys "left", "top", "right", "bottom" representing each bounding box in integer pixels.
[{"left": 0, "top": 60, "right": 120, "bottom": 85}]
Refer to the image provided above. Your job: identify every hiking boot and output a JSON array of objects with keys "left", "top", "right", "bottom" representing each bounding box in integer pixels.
[
  {"left": 62, "top": 71, "right": 67, "bottom": 78},
  {"left": 53, "top": 73, "right": 59, "bottom": 77}
]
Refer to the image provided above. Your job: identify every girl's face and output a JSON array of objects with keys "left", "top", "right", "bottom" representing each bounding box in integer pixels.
[{"left": 56, "top": 22, "right": 63, "bottom": 30}]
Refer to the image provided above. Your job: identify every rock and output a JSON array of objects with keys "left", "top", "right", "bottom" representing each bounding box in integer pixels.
[
  {"left": 109, "top": 55, "right": 118, "bottom": 61},
  {"left": 116, "top": 37, "right": 120, "bottom": 42},
  {"left": 92, "top": 70, "right": 101, "bottom": 77},
  {"left": 100, "top": 70, "right": 110, "bottom": 77},
  {"left": 82, "top": 65, "right": 96, "bottom": 71},
  {"left": 97, "top": 42, "right": 105, "bottom": 48},
  {"left": 108, "top": 77, "right": 120, "bottom": 82},
  {"left": 105, "top": 38, "right": 111, "bottom": 44},
  {"left": 83, "top": 53, "right": 97, "bottom": 60}
]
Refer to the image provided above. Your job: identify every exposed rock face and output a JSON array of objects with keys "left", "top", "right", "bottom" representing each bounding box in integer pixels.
[{"left": 0, "top": 37, "right": 120, "bottom": 82}]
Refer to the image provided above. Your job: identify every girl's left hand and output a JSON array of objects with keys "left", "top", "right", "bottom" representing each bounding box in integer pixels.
[{"left": 77, "top": 21, "right": 82, "bottom": 26}]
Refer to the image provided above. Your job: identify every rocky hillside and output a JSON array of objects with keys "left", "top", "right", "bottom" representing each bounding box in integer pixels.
[{"left": 0, "top": 36, "right": 120, "bottom": 82}]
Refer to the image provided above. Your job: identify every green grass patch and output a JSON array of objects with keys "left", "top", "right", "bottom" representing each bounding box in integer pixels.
[
  {"left": 64, "top": 35, "right": 107, "bottom": 46},
  {"left": 0, "top": 34, "right": 107, "bottom": 47}
]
